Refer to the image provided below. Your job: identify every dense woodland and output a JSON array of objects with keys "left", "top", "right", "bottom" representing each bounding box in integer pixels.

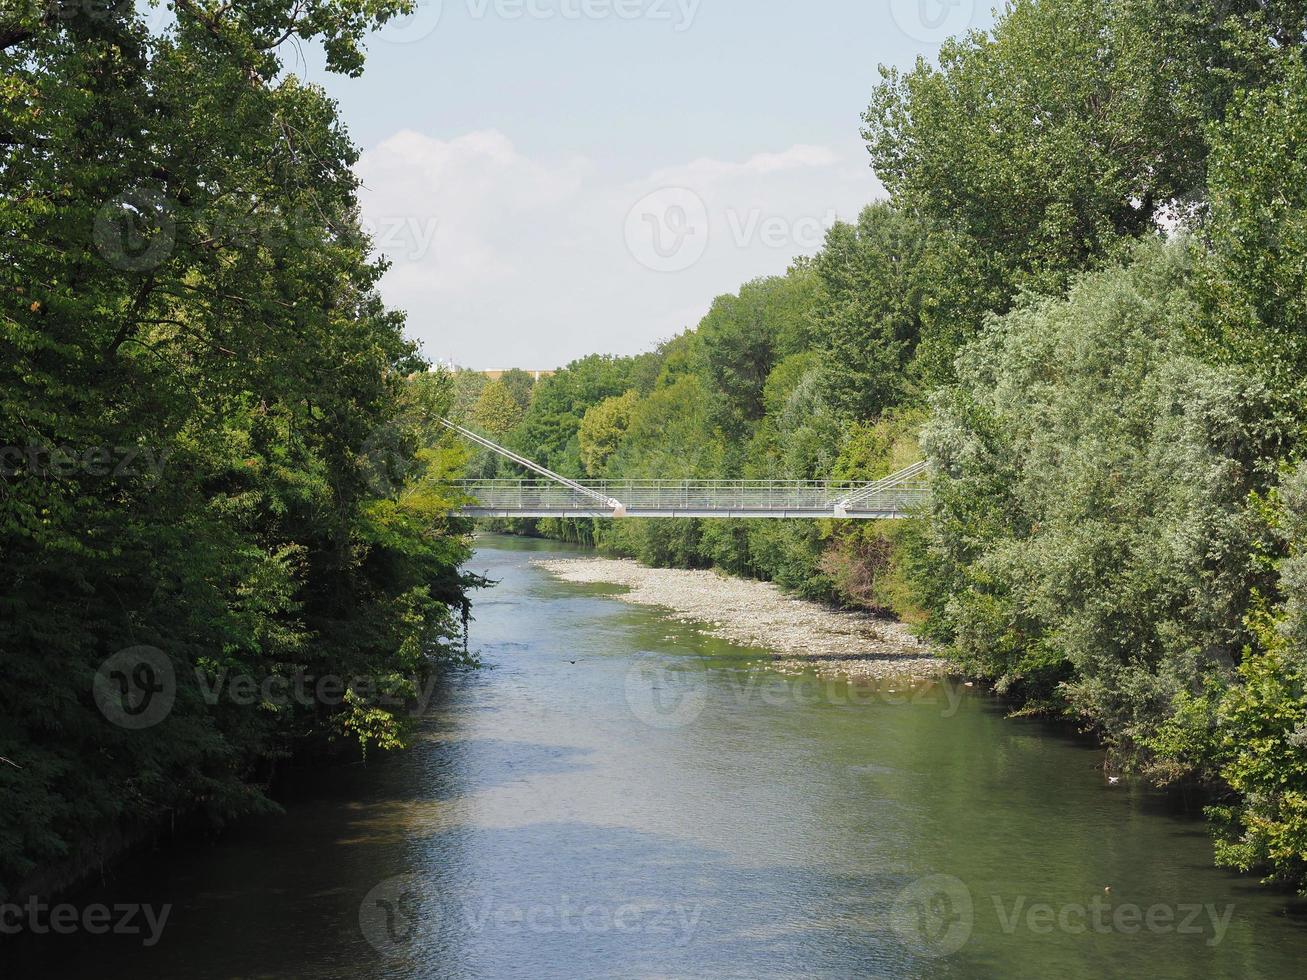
[
  {"left": 457, "top": 1, "right": 1307, "bottom": 892},
  {"left": 1, "top": 4, "right": 476, "bottom": 896},
  {"left": 4, "top": 0, "right": 1307, "bottom": 907}
]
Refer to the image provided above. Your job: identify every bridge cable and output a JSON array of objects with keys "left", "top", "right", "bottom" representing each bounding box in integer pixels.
[
  {"left": 437, "top": 418, "right": 627, "bottom": 516},
  {"left": 831, "top": 460, "right": 929, "bottom": 516}
]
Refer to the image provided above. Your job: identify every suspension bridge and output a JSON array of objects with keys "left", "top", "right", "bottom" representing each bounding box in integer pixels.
[{"left": 443, "top": 419, "right": 929, "bottom": 520}]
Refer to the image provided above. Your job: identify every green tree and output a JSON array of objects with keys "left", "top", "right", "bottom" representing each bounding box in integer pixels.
[
  {"left": 1201, "top": 54, "right": 1307, "bottom": 406},
  {"left": 864, "top": 0, "right": 1298, "bottom": 339},
  {"left": 812, "top": 204, "right": 926, "bottom": 418},
  {"left": 1200, "top": 466, "right": 1307, "bottom": 894},
  {"left": 472, "top": 379, "right": 525, "bottom": 436},
  {"left": 498, "top": 368, "right": 537, "bottom": 413},
  {"left": 922, "top": 241, "right": 1286, "bottom": 767},
  {"left": 579, "top": 391, "right": 640, "bottom": 476},
  {"left": 0, "top": 2, "right": 472, "bottom": 896},
  {"left": 451, "top": 370, "right": 490, "bottom": 420}
]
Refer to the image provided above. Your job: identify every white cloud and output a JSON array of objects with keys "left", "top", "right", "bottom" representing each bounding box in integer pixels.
[{"left": 356, "top": 129, "right": 883, "bottom": 368}]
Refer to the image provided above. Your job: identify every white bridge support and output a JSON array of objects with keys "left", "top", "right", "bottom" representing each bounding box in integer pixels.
[{"left": 441, "top": 419, "right": 929, "bottom": 520}]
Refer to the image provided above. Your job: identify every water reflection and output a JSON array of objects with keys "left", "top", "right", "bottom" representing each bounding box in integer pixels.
[{"left": 10, "top": 535, "right": 1307, "bottom": 979}]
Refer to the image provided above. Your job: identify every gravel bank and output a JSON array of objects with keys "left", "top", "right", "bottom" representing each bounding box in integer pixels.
[{"left": 533, "top": 557, "right": 951, "bottom": 680}]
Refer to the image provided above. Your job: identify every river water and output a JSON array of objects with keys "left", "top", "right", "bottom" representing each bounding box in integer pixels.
[{"left": 20, "top": 535, "right": 1307, "bottom": 978}]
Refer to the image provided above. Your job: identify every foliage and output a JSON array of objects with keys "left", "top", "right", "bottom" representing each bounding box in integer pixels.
[
  {"left": 1201, "top": 54, "right": 1307, "bottom": 406},
  {"left": 922, "top": 241, "right": 1288, "bottom": 767},
  {"left": 1204, "top": 469, "right": 1307, "bottom": 892},
  {"left": 0, "top": 5, "right": 472, "bottom": 896},
  {"left": 813, "top": 204, "right": 927, "bottom": 417},
  {"left": 694, "top": 271, "right": 818, "bottom": 436},
  {"left": 508, "top": 354, "right": 634, "bottom": 473},
  {"left": 863, "top": 0, "right": 1302, "bottom": 343},
  {"left": 497, "top": 368, "right": 537, "bottom": 413},
  {"left": 579, "top": 391, "right": 639, "bottom": 476},
  {"left": 471, "top": 379, "right": 525, "bottom": 436}
]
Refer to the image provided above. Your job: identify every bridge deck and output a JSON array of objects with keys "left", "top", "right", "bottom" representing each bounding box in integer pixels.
[{"left": 454, "top": 480, "right": 928, "bottom": 520}]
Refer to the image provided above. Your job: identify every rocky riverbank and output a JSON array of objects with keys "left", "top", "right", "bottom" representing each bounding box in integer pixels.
[{"left": 533, "top": 557, "right": 950, "bottom": 680}]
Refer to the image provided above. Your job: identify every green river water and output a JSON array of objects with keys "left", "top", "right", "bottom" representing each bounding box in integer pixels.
[{"left": 16, "top": 534, "right": 1307, "bottom": 978}]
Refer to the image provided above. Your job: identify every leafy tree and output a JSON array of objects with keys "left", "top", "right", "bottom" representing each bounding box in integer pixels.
[
  {"left": 498, "top": 368, "right": 537, "bottom": 413},
  {"left": 1201, "top": 54, "right": 1307, "bottom": 407},
  {"left": 509, "top": 355, "right": 633, "bottom": 472},
  {"left": 696, "top": 272, "right": 816, "bottom": 436},
  {"left": 579, "top": 391, "right": 639, "bottom": 476},
  {"left": 812, "top": 204, "right": 926, "bottom": 417},
  {"left": 471, "top": 379, "right": 525, "bottom": 436},
  {"left": 0, "top": 2, "right": 472, "bottom": 896},
  {"left": 922, "top": 241, "right": 1287, "bottom": 766},
  {"left": 1199, "top": 466, "right": 1307, "bottom": 893},
  {"left": 451, "top": 370, "right": 490, "bottom": 420},
  {"left": 863, "top": 0, "right": 1299, "bottom": 339}
]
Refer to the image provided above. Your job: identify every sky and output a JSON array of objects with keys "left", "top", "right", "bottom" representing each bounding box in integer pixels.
[{"left": 283, "top": 0, "right": 996, "bottom": 369}]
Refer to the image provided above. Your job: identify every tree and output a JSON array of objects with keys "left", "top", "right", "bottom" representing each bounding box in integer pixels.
[
  {"left": 451, "top": 370, "right": 490, "bottom": 420},
  {"left": 509, "top": 355, "right": 633, "bottom": 472},
  {"left": 1201, "top": 54, "right": 1307, "bottom": 406},
  {"left": 696, "top": 270, "right": 818, "bottom": 437},
  {"left": 863, "top": 0, "right": 1294, "bottom": 337},
  {"left": 472, "top": 379, "right": 525, "bottom": 436},
  {"left": 0, "top": 3, "right": 473, "bottom": 896},
  {"left": 812, "top": 204, "right": 926, "bottom": 418},
  {"left": 498, "top": 368, "right": 536, "bottom": 413},
  {"left": 579, "top": 391, "right": 640, "bottom": 476},
  {"left": 921, "top": 241, "right": 1286, "bottom": 769},
  {"left": 1199, "top": 466, "right": 1307, "bottom": 893}
]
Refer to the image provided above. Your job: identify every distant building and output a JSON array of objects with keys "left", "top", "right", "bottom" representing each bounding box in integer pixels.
[
  {"left": 477, "top": 369, "right": 556, "bottom": 381},
  {"left": 428, "top": 362, "right": 557, "bottom": 381}
]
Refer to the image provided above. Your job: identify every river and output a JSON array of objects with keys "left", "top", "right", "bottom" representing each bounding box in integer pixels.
[{"left": 19, "top": 535, "right": 1307, "bottom": 978}]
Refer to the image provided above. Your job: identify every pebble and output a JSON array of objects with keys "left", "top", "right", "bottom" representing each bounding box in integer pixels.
[{"left": 534, "top": 557, "right": 951, "bottom": 681}]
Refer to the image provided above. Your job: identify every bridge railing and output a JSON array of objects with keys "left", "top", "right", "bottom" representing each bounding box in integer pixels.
[{"left": 453, "top": 479, "right": 929, "bottom": 514}]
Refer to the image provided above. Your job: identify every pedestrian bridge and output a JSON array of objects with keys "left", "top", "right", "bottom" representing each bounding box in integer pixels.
[{"left": 442, "top": 419, "right": 928, "bottom": 520}]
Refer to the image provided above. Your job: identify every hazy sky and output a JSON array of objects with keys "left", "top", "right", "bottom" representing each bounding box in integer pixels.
[{"left": 288, "top": 0, "right": 996, "bottom": 369}]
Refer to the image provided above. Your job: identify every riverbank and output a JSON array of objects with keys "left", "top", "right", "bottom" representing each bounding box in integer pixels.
[{"left": 533, "top": 556, "right": 950, "bottom": 680}]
